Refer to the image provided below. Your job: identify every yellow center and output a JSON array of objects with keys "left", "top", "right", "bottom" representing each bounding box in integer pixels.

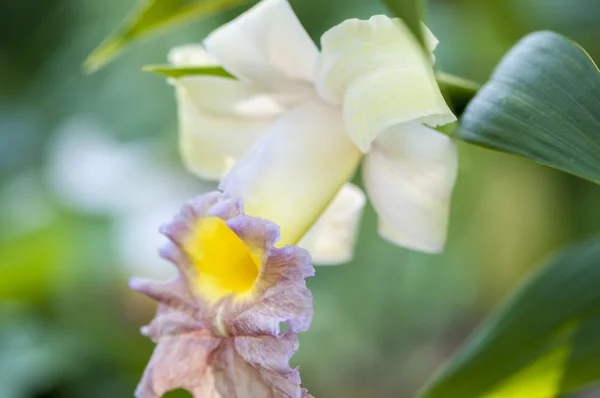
[{"left": 183, "top": 216, "right": 260, "bottom": 301}]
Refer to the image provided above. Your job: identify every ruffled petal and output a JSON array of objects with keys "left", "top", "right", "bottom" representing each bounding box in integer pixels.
[
  {"left": 204, "top": 0, "right": 319, "bottom": 89},
  {"left": 316, "top": 15, "right": 455, "bottom": 152},
  {"left": 363, "top": 122, "right": 458, "bottom": 253},
  {"left": 220, "top": 100, "right": 362, "bottom": 246},
  {"left": 129, "top": 276, "right": 198, "bottom": 314},
  {"left": 234, "top": 331, "right": 304, "bottom": 398},
  {"left": 231, "top": 244, "right": 314, "bottom": 336},
  {"left": 135, "top": 333, "right": 222, "bottom": 398},
  {"left": 298, "top": 183, "right": 366, "bottom": 265},
  {"left": 212, "top": 342, "right": 274, "bottom": 398}
]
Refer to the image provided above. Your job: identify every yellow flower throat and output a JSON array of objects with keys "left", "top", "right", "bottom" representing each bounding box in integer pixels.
[{"left": 183, "top": 217, "right": 261, "bottom": 300}]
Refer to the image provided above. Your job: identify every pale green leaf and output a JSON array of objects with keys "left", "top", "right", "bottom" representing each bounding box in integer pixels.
[
  {"left": 84, "top": 0, "right": 252, "bottom": 73},
  {"left": 142, "top": 64, "right": 234, "bottom": 78},
  {"left": 420, "top": 237, "right": 600, "bottom": 398},
  {"left": 456, "top": 31, "right": 600, "bottom": 184}
]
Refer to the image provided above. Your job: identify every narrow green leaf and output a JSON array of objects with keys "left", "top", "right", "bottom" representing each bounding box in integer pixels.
[
  {"left": 456, "top": 31, "right": 600, "bottom": 185},
  {"left": 420, "top": 237, "right": 600, "bottom": 398},
  {"left": 84, "top": 0, "right": 252, "bottom": 73},
  {"left": 142, "top": 64, "right": 234, "bottom": 78},
  {"left": 383, "top": 0, "right": 425, "bottom": 48},
  {"left": 436, "top": 72, "right": 480, "bottom": 116}
]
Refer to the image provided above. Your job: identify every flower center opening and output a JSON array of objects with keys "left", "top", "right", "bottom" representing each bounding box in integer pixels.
[{"left": 183, "top": 216, "right": 260, "bottom": 300}]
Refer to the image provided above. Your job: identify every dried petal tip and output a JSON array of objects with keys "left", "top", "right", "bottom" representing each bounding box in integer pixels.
[{"left": 132, "top": 191, "right": 314, "bottom": 398}]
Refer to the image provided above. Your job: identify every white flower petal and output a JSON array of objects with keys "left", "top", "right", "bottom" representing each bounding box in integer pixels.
[
  {"left": 422, "top": 24, "right": 439, "bottom": 53},
  {"left": 298, "top": 183, "right": 366, "bottom": 265},
  {"left": 168, "top": 44, "right": 220, "bottom": 67},
  {"left": 316, "top": 15, "right": 455, "bottom": 152},
  {"left": 363, "top": 122, "right": 457, "bottom": 253},
  {"left": 220, "top": 100, "right": 362, "bottom": 246},
  {"left": 174, "top": 76, "right": 287, "bottom": 117},
  {"left": 175, "top": 78, "right": 278, "bottom": 180},
  {"left": 204, "top": 0, "right": 319, "bottom": 89}
]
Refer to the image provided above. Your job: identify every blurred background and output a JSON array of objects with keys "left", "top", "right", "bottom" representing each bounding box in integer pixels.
[{"left": 1, "top": 0, "right": 600, "bottom": 397}]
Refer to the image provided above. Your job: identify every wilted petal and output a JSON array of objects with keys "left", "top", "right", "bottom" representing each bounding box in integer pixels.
[
  {"left": 129, "top": 276, "right": 197, "bottom": 313},
  {"left": 226, "top": 215, "right": 281, "bottom": 262},
  {"left": 204, "top": 0, "right": 319, "bottom": 89},
  {"left": 232, "top": 244, "right": 314, "bottom": 336},
  {"left": 220, "top": 100, "right": 362, "bottom": 246},
  {"left": 141, "top": 306, "right": 208, "bottom": 341},
  {"left": 213, "top": 342, "right": 274, "bottom": 398},
  {"left": 299, "top": 183, "right": 366, "bottom": 265},
  {"left": 363, "top": 122, "right": 458, "bottom": 253},
  {"left": 135, "top": 333, "right": 222, "bottom": 398},
  {"left": 234, "top": 331, "right": 304, "bottom": 398},
  {"left": 316, "top": 15, "right": 455, "bottom": 152}
]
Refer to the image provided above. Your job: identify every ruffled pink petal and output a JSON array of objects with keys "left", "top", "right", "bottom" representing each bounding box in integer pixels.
[
  {"left": 141, "top": 305, "right": 210, "bottom": 341},
  {"left": 135, "top": 333, "right": 222, "bottom": 398},
  {"left": 129, "top": 276, "right": 197, "bottom": 313},
  {"left": 212, "top": 341, "right": 274, "bottom": 398},
  {"left": 232, "top": 245, "right": 314, "bottom": 336},
  {"left": 207, "top": 196, "right": 244, "bottom": 220},
  {"left": 226, "top": 215, "right": 281, "bottom": 255},
  {"left": 234, "top": 331, "right": 305, "bottom": 398},
  {"left": 159, "top": 191, "right": 239, "bottom": 245}
]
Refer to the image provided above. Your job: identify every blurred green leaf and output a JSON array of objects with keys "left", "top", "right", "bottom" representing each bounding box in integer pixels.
[
  {"left": 456, "top": 31, "right": 600, "bottom": 185},
  {"left": 383, "top": 0, "right": 425, "bottom": 48},
  {"left": 0, "top": 227, "right": 68, "bottom": 301},
  {"left": 142, "top": 64, "right": 234, "bottom": 78},
  {"left": 420, "top": 237, "right": 600, "bottom": 398},
  {"left": 84, "top": 0, "right": 252, "bottom": 73},
  {"left": 436, "top": 72, "right": 479, "bottom": 116}
]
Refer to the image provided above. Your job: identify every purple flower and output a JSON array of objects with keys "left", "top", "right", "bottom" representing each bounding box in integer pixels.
[{"left": 130, "top": 191, "right": 314, "bottom": 398}]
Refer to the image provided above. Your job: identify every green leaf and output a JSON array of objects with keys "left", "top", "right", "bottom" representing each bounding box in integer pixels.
[
  {"left": 383, "top": 0, "right": 425, "bottom": 48},
  {"left": 436, "top": 72, "right": 480, "bottom": 116},
  {"left": 84, "top": 0, "right": 252, "bottom": 73},
  {"left": 456, "top": 31, "right": 600, "bottom": 185},
  {"left": 142, "top": 64, "right": 234, "bottom": 78},
  {"left": 420, "top": 237, "right": 600, "bottom": 398}
]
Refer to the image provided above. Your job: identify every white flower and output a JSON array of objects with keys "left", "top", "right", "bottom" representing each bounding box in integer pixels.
[{"left": 169, "top": 0, "right": 458, "bottom": 261}]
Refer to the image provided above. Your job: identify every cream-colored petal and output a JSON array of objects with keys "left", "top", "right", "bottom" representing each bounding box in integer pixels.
[
  {"left": 298, "top": 183, "right": 366, "bottom": 265},
  {"left": 175, "top": 79, "right": 277, "bottom": 180},
  {"left": 220, "top": 100, "right": 362, "bottom": 246},
  {"left": 363, "top": 122, "right": 457, "bottom": 253},
  {"left": 422, "top": 24, "right": 439, "bottom": 53},
  {"left": 168, "top": 44, "right": 220, "bottom": 67},
  {"left": 175, "top": 76, "right": 286, "bottom": 118},
  {"left": 204, "top": 0, "right": 319, "bottom": 89},
  {"left": 316, "top": 15, "right": 455, "bottom": 152}
]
